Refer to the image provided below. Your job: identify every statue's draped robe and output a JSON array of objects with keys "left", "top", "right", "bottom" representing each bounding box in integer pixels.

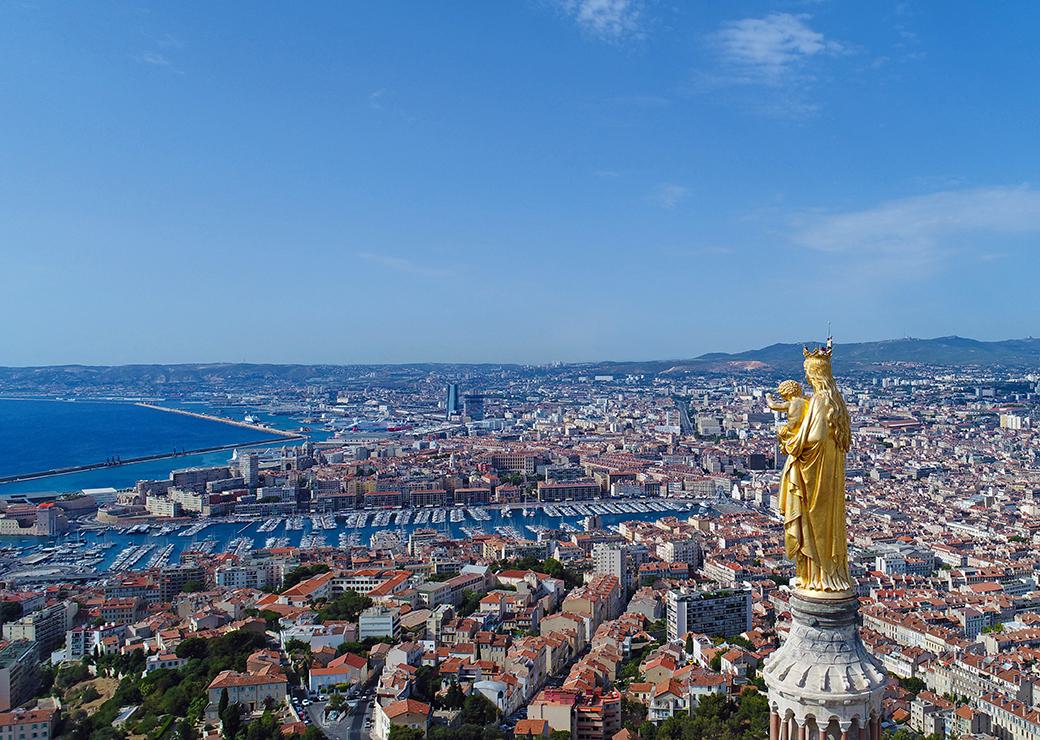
[{"left": 778, "top": 393, "right": 851, "bottom": 593}]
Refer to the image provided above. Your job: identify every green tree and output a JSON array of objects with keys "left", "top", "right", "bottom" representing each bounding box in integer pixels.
[
  {"left": 388, "top": 727, "right": 425, "bottom": 740},
  {"left": 44, "top": 629, "right": 269, "bottom": 740},
  {"left": 218, "top": 688, "right": 230, "bottom": 718},
  {"left": 443, "top": 681, "right": 466, "bottom": 709},
  {"left": 638, "top": 721, "right": 657, "bottom": 740},
  {"left": 178, "top": 637, "right": 210, "bottom": 661},
  {"left": 412, "top": 665, "right": 440, "bottom": 705},
  {"left": 220, "top": 703, "right": 242, "bottom": 740},
  {"left": 244, "top": 709, "right": 282, "bottom": 740},
  {"left": 181, "top": 580, "right": 205, "bottom": 593},
  {"left": 457, "top": 590, "right": 483, "bottom": 618},
  {"left": 282, "top": 564, "right": 330, "bottom": 590},
  {"left": 897, "top": 676, "right": 926, "bottom": 694},
  {"left": 260, "top": 609, "right": 283, "bottom": 630},
  {"left": 621, "top": 698, "right": 647, "bottom": 730},
  {"left": 178, "top": 718, "right": 197, "bottom": 740},
  {"left": 460, "top": 693, "right": 499, "bottom": 726},
  {"left": 885, "top": 732, "right": 942, "bottom": 740},
  {"left": 0, "top": 601, "right": 23, "bottom": 625},
  {"left": 646, "top": 690, "right": 767, "bottom": 740},
  {"left": 55, "top": 661, "right": 91, "bottom": 691},
  {"left": 188, "top": 695, "right": 208, "bottom": 724},
  {"left": 284, "top": 638, "right": 312, "bottom": 654},
  {"left": 315, "top": 590, "right": 373, "bottom": 623},
  {"left": 549, "top": 732, "right": 571, "bottom": 740}
]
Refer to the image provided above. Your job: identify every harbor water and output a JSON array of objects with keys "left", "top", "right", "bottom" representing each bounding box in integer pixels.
[{"left": 9, "top": 500, "right": 706, "bottom": 576}]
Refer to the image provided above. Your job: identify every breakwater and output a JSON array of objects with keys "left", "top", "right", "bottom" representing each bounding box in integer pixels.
[
  {"left": 0, "top": 435, "right": 303, "bottom": 485},
  {"left": 135, "top": 403, "right": 302, "bottom": 438}
]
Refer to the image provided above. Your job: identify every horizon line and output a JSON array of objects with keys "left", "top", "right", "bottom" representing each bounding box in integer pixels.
[{"left": 0, "top": 334, "right": 1036, "bottom": 370}]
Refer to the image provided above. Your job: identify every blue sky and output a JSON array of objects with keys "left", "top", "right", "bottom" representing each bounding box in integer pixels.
[{"left": 2, "top": 2, "right": 1039, "bottom": 365}]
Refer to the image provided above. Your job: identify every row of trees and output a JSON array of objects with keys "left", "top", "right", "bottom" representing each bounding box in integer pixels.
[
  {"left": 628, "top": 692, "right": 769, "bottom": 740},
  {"left": 387, "top": 691, "right": 504, "bottom": 740},
  {"left": 493, "top": 556, "right": 583, "bottom": 589}
]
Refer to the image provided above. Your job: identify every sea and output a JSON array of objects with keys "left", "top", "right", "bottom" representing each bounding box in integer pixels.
[{"left": 0, "top": 398, "right": 311, "bottom": 496}]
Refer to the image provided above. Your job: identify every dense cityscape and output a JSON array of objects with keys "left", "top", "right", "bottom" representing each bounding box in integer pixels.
[
  {"left": 6, "top": 2, "right": 1040, "bottom": 739},
  {"left": 0, "top": 355, "right": 1037, "bottom": 740}
]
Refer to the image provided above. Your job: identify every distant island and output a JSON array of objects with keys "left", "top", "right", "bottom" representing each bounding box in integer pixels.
[{"left": 0, "top": 336, "right": 1038, "bottom": 394}]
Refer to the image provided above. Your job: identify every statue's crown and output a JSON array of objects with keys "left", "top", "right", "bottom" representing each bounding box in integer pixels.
[{"left": 803, "top": 336, "right": 834, "bottom": 363}]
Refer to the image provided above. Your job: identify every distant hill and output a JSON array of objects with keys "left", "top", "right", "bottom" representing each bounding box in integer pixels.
[
  {"left": 0, "top": 336, "right": 1037, "bottom": 390},
  {"left": 589, "top": 336, "right": 1040, "bottom": 375}
]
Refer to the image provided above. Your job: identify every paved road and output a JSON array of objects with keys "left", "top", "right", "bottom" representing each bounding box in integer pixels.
[
  {"left": 308, "top": 678, "right": 378, "bottom": 740},
  {"left": 308, "top": 698, "right": 372, "bottom": 740}
]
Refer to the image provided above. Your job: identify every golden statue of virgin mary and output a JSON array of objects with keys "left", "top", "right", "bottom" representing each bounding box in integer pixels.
[{"left": 774, "top": 340, "right": 853, "bottom": 597}]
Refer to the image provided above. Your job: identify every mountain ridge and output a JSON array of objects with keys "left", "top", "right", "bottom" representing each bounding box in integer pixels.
[
  {"left": 588, "top": 335, "right": 1040, "bottom": 374},
  {"left": 0, "top": 336, "right": 1037, "bottom": 386}
]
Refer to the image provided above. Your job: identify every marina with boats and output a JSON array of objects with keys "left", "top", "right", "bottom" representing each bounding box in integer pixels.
[{"left": 1, "top": 498, "right": 701, "bottom": 582}]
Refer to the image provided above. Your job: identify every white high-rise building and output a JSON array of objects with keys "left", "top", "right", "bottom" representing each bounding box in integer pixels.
[
  {"left": 592, "top": 543, "right": 627, "bottom": 584},
  {"left": 666, "top": 587, "right": 751, "bottom": 640},
  {"left": 240, "top": 452, "right": 260, "bottom": 487}
]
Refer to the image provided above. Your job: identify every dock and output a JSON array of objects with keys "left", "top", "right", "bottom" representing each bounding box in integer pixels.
[
  {"left": 134, "top": 403, "right": 301, "bottom": 438},
  {"left": 0, "top": 435, "right": 303, "bottom": 485},
  {"left": 0, "top": 404, "right": 305, "bottom": 485}
]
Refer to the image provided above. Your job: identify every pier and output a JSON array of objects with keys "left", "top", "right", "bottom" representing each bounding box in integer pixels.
[
  {"left": 0, "top": 402, "right": 305, "bottom": 486},
  {"left": 134, "top": 403, "right": 302, "bottom": 438},
  {"left": 0, "top": 403, "right": 304, "bottom": 485},
  {"left": 0, "top": 434, "right": 304, "bottom": 485}
]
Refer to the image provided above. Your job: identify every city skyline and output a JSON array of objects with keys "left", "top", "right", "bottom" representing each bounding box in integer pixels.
[
  {"left": 4, "top": 3, "right": 1040, "bottom": 365},
  {"left": 0, "top": 333, "right": 1038, "bottom": 370}
]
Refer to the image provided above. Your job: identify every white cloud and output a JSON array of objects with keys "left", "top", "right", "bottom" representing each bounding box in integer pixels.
[
  {"left": 555, "top": 0, "right": 642, "bottom": 41},
  {"left": 688, "top": 14, "right": 845, "bottom": 118},
  {"left": 712, "top": 13, "right": 843, "bottom": 82},
  {"left": 792, "top": 186, "right": 1040, "bottom": 273},
  {"left": 134, "top": 47, "right": 185, "bottom": 74},
  {"left": 156, "top": 34, "right": 184, "bottom": 50},
  {"left": 647, "top": 183, "right": 689, "bottom": 209},
  {"left": 136, "top": 52, "right": 174, "bottom": 68},
  {"left": 358, "top": 252, "right": 454, "bottom": 279}
]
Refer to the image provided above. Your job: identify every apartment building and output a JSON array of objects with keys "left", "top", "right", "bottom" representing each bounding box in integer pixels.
[
  {"left": 529, "top": 688, "right": 621, "bottom": 740},
  {"left": 0, "top": 708, "right": 56, "bottom": 740},
  {"left": 656, "top": 538, "right": 703, "bottom": 567},
  {"left": 666, "top": 588, "right": 752, "bottom": 640},
  {"left": 490, "top": 453, "right": 537, "bottom": 475},
  {"left": 0, "top": 642, "right": 39, "bottom": 712},
  {"left": 331, "top": 569, "right": 412, "bottom": 598},
  {"left": 206, "top": 670, "right": 287, "bottom": 720},
  {"left": 417, "top": 570, "right": 487, "bottom": 608},
  {"left": 537, "top": 481, "right": 600, "bottom": 502},
  {"left": 1, "top": 602, "right": 76, "bottom": 655},
  {"left": 359, "top": 606, "right": 400, "bottom": 641},
  {"left": 98, "top": 597, "right": 145, "bottom": 626}
]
